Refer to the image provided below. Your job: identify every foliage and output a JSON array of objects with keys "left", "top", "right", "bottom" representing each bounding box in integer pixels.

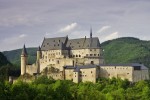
[
  {"left": 0, "top": 78, "right": 150, "bottom": 100},
  {"left": 3, "top": 48, "right": 37, "bottom": 69},
  {"left": 101, "top": 37, "right": 150, "bottom": 69},
  {"left": 0, "top": 52, "right": 10, "bottom": 67}
]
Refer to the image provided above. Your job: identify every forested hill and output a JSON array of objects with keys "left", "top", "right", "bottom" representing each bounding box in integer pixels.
[
  {"left": 3, "top": 48, "right": 37, "bottom": 68},
  {"left": 2, "top": 37, "right": 150, "bottom": 69},
  {"left": 0, "top": 52, "right": 10, "bottom": 67},
  {"left": 101, "top": 37, "right": 150, "bottom": 68}
]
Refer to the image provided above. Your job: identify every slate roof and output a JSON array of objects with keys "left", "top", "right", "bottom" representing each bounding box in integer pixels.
[
  {"left": 41, "top": 36, "right": 101, "bottom": 50},
  {"left": 64, "top": 63, "right": 148, "bottom": 72},
  {"left": 41, "top": 36, "right": 68, "bottom": 50},
  {"left": 99, "top": 63, "right": 148, "bottom": 70},
  {"left": 67, "top": 37, "right": 100, "bottom": 49}
]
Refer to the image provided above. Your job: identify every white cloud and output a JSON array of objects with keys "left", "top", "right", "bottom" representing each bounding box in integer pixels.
[
  {"left": 3, "top": 34, "right": 27, "bottom": 45},
  {"left": 104, "top": 32, "right": 119, "bottom": 41},
  {"left": 59, "top": 23, "right": 77, "bottom": 33},
  {"left": 19, "top": 34, "right": 27, "bottom": 38},
  {"left": 97, "top": 26, "right": 111, "bottom": 33}
]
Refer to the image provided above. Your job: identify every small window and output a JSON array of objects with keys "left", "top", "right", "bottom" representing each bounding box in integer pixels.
[
  {"left": 90, "top": 54, "right": 93, "bottom": 56},
  {"left": 91, "top": 71, "right": 92, "bottom": 73},
  {"left": 86, "top": 54, "right": 88, "bottom": 56},
  {"left": 79, "top": 55, "right": 81, "bottom": 57},
  {"left": 98, "top": 54, "right": 100, "bottom": 56},
  {"left": 94, "top": 54, "right": 96, "bottom": 56}
]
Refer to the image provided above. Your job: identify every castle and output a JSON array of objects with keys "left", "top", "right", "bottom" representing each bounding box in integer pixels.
[{"left": 21, "top": 30, "right": 149, "bottom": 83}]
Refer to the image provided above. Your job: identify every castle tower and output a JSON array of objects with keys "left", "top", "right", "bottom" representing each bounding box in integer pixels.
[
  {"left": 36, "top": 46, "right": 42, "bottom": 73},
  {"left": 21, "top": 44, "right": 28, "bottom": 75}
]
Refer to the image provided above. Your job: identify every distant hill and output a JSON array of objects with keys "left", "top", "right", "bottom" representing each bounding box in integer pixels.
[
  {"left": 0, "top": 52, "right": 10, "bottom": 67},
  {"left": 101, "top": 37, "right": 150, "bottom": 68},
  {"left": 3, "top": 37, "right": 150, "bottom": 69},
  {"left": 3, "top": 48, "right": 37, "bottom": 68}
]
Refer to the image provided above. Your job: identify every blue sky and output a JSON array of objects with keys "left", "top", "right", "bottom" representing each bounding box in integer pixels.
[{"left": 0, "top": 0, "right": 150, "bottom": 51}]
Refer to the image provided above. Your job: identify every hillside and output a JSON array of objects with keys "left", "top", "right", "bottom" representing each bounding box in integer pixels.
[
  {"left": 3, "top": 48, "right": 37, "bottom": 68},
  {"left": 0, "top": 52, "right": 10, "bottom": 67},
  {"left": 101, "top": 37, "right": 150, "bottom": 68},
  {"left": 3, "top": 37, "right": 150, "bottom": 69}
]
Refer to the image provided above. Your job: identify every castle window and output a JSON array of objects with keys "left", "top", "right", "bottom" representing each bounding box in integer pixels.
[
  {"left": 79, "top": 55, "right": 81, "bottom": 57},
  {"left": 127, "top": 73, "right": 129, "bottom": 74},
  {"left": 90, "top": 49, "right": 92, "bottom": 51},
  {"left": 90, "top": 54, "right": 93, "bottom": 56},
  {"left": 98, "top": 54, "right": 100, "bottom": 56},
  {"left": 91, "top": 71, "right": 93, "bottom": 73},
  {"left": 75, "top": 75, "right": 76, "bottom": 77},
  {"left": 76, "top": 55, "right": 78, "bottom": 57},
  {"left": 57, "top": 60, "right": 59, "bottom": 64},
  {"left": 86, "top": 54, "right": 88, "bottom": 56},
  {"left": 94, "top": 54, "right": 96, "bottom": 56},
  {"left": 54, "top": 44, "right": 55, "bottom": 46},
  {"left": 59, "top": 40, "right": 60, "bottom": 42},
  {"left": 58, "top": 44, "right": 59, "bottom": 46}
]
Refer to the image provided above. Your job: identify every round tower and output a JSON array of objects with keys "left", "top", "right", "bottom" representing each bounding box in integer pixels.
[
  {"left": 21, "top": 44, "right": 28, "bottom": 75},
  {"left": 37, "top": 46, "right": 42, "bottom": 73}
]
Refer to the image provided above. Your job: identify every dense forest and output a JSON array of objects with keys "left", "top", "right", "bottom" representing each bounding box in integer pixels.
[
  {"left": 0, "top": 76, "right": 150, "bottom": 100},
  {"left": 3, "top": 37, "right": 150, "bottom": 70},
  {"left": 0, "top": 52, "right": 20, "bottom": 81}
]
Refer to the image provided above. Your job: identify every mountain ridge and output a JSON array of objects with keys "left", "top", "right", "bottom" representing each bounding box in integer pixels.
[{"left": 2, "top": 37, "right": 150, "bottom": 69}]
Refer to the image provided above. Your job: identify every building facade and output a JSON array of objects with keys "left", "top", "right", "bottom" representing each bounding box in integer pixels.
[{"left": 20, "top": 30, "right": 149, "bottom": 83}]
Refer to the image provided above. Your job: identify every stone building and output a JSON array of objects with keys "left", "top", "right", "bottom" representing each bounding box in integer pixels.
[{"left": 20, "top": 30, "right": 149, "bottom": 83}]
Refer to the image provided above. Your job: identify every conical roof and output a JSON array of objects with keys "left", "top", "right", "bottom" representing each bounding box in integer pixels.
[
  {"left": 21, "top": 44, "right": 28, "bottom": 56},
  {"left": 37, "top": 46, "right": 41, "bottom": 51}
]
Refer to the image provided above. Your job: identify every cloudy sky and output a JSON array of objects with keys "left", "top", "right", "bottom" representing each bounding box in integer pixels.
[{"left": 0, "top": 0, "right": 150, "bottom": 51}]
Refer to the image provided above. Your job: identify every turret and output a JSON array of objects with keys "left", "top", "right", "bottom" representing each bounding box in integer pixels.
[
  {"left": 21, "top": 44, "right": 28, "bottom": 75},
  {"left": 37, "top": 46, "right": 42, "bottom": 60}
]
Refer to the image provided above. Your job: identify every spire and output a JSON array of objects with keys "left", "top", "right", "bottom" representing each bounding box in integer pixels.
[
  {"left": 37, "top": 46, "right": 41, "bottom": 51},
  {"left": 90, "top": 27, "right": 92, "bottom": 38},
  {"left": 90, "top": 27, "right": 93, "bottom": 48},
  {"left": 21, "top": 44, "right": 28, "bottom": 56}
]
